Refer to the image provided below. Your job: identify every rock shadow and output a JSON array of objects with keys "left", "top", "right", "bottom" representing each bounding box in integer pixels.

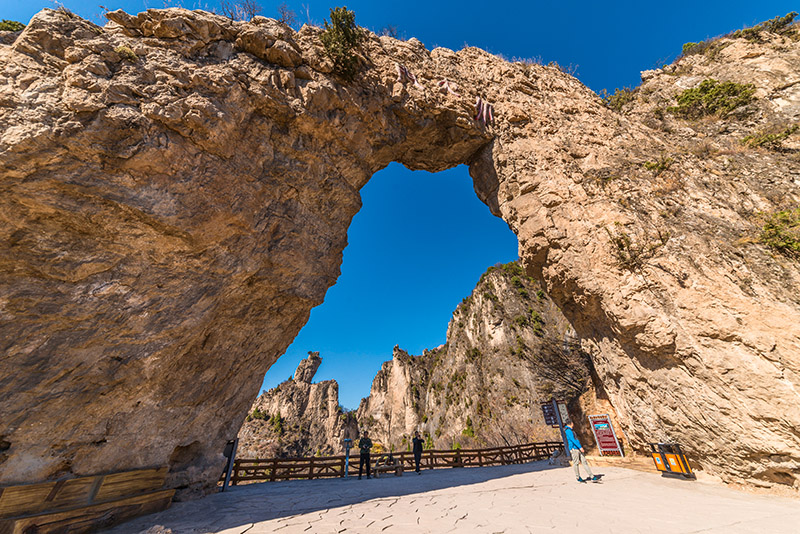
[{"left": 103, "top": 460, "right": 566, "bottom": 533}]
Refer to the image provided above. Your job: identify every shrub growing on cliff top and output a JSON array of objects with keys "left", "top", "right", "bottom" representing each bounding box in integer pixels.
[
  {"left": 276, "top": 2, "right": 296, "bottom": 27},
  {"left": 600, "top": 87, "right": 636, "bottom": 112},
  {"left": 731, "top": 12, "right": 798, "bottom": 42},
  {"left": 668, "top": 79, "right": 755, "bottom": 119},
  {"left": 0, "top": 19, "right": 24, "bottom": 31},
  {"left": 219, "top": 0, "right": 262, "bottom": 21},
  {"left": 760, "top": 208, "right": 800, "bottom": 259},
  {"left": 679, "top": 38, "right": 729, "bottom": 60},
  {"left": 320, "top": 7, "right": 364, "bottom": 81},
  {"left": 681, "top": 42, "right": 698, "bottom": 55}
]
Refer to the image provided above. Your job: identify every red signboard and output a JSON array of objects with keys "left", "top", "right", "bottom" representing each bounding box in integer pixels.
[{"left": 588, "top": 414, "right": 623, "bottom": 456}]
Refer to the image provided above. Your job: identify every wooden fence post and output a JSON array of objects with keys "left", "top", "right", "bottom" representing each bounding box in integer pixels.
[{"left": 230, "top": 461, "right": 238, "bottom": 486}]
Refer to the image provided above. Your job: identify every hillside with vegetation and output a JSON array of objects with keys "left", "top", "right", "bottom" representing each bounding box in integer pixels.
[{"left": 357, "top": 262, "right": 602, "bottom": 451}]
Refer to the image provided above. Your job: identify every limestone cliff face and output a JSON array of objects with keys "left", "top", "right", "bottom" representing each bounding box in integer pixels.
[
  {"left": 357, "top": 262, "right": 589, "bottom": 450},
  {"left": 237, "top": 353, "right": 358, "bottom": 458},
  {"left": 1, "top": 8, "right": 799, "bottom": 495}
]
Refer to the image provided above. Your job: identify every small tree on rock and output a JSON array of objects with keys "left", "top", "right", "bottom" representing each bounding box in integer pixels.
[
  {"left": 277, "top": 2, "right": 296, "bottom": 27},
  {"left": 320, "top": 6, "right": 364, "bottom": 80},
  {"left": 219, "top": 0, "right": 262, "bottom": 21}
]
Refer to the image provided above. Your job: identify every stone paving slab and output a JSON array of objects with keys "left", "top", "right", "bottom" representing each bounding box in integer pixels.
[{"left": 105, "top": 461, "right": 800, "bottom": 534}]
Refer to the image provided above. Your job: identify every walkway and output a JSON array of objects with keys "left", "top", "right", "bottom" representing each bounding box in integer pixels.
[{"left": 106, "top": 462, "right": 800, "bottom": 533}]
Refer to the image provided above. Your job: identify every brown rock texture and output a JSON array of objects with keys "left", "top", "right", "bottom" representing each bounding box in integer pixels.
[
  {"left": 237, "top": 352, "right": 358, "bottom": 458},
  {"left": 357, "top": 262, "right": 588, "bottom": 450},
  {"left": 1, "top": 8, "right": 799, "bottom": 496}
]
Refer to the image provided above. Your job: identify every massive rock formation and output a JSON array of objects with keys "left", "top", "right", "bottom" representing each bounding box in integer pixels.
[
  {"left": 237, "top": 352, "right": 358, "bottom": 458},
  {"left": 1, "top": 7, "right": 799, "bottom": 496},
  {"left": 357, "top": 262, "right": 594, "bottom": 451}
]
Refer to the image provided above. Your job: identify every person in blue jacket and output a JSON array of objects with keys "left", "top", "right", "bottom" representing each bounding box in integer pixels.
[{"left": 564, "top": 420, "right": 599, "bottom": 483}]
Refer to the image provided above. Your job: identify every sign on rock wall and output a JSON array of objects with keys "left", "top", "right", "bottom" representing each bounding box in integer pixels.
[
  {"left": 540, "top": 402, "right": 558, "bottom": 427},
  {"left": 588, "top": 414, "right": 623, "bottom": 456}
]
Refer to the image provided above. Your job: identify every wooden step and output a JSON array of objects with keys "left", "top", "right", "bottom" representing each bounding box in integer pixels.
[
  {"left": 0, "top": 489, "right": 174, "bottom": 534},
  {"left": 0, "top": 467, "right": 168, "bottom": 519},
  {"left": 0, "top": 467, "right": 172, "bottom": 534}
]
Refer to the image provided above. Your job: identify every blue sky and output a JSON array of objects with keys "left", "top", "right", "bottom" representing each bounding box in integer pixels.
[{"left": 5, "top": 0, "right": 797, "bottom": 408}]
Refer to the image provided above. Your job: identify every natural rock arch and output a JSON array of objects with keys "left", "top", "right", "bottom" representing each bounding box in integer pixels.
[{"left": 1, "top": 8, "right": 798, "bottom": 497}]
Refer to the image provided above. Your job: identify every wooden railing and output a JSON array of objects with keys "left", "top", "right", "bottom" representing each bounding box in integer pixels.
[{"left": 221, "top": 441, "right": 563, "bottom": 485}]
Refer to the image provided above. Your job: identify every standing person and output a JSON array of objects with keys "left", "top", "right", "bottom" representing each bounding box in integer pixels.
[
  {"left": 564, "top": 421, "right": 600, "bottom": 483},
  {"left": 412, "top": 431, "right": 424, "bottom": 474},
  {"left": 358, "top": 431, "right": 373, "bottom": 480}
]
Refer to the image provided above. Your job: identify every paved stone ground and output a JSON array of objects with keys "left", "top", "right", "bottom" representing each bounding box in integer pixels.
[{"left": 106, "top": 462, "right": 800, "bottom": 534}]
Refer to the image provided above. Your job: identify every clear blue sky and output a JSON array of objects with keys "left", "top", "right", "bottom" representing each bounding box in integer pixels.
[{"left": 5, "top": 0, "right": 797, "bottom": 408}]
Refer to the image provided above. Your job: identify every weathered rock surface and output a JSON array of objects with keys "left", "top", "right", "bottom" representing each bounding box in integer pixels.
[
  {"left": 357, "top": 262, "right": 592, "bottom": 450},
  {"left": 237, "top": 352, "right": 358, "bottom": 458},
  {"left": 1, "top": 7, "right": 799, "bottom": 496}
]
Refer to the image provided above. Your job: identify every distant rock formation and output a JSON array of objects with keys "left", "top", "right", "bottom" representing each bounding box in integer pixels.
[
  {"left": 357, "top": 262, "right": 608, "bottom": 451},
  {"left": 237, "top": 353, "right": 358, "bottom": 458},
  {"left": 241, "top": 264, "right": 616, "bottom": 457},
  {"left": 293, "top": 351, "right": 322, "bottom": 383}
]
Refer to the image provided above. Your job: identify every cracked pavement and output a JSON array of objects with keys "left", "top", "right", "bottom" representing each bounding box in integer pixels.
[{"left": 104, "top": 462, "right": 800, "bottom": 533}]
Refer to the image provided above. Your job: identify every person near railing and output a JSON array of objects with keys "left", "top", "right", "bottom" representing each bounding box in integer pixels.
[
  {"left": 564, "top": 420, "right": 600, "bottom": 483},
  {"left": 358, "top": 431, "right": 373, "bottom": 480},
  {"left": 412, "top": 431, "right": 424, "bottom": 474}
]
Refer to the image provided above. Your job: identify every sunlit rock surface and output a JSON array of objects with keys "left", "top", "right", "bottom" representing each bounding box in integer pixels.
[
  {"left": 237, "top": 352, "right": 358, "bottom": 458},
  {"left": 1, "top": 8, "right": 799, "bottom": 496}
]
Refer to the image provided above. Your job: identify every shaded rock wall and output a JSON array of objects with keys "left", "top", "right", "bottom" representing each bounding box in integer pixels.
[{"left": 1, "top": 8, "right": 799, "bottom": 496}]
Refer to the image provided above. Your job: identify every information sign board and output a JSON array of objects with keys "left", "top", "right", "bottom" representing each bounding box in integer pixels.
[
  {"left": 541, "top": 403, "right": 558, "bottom": 427},
  {"left": 588, "top": 414, "right": 623, "bottom": 456},
  {"left": 557, "top": 402, "right": 569, "bottom": 425}
]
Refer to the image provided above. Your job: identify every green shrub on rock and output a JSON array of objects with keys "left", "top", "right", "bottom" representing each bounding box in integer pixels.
[
  {"left": 760, "top": 208, "right": 800, "bottom": 258},
  {"left": 643, "top": 155, "right": 674, "bottom": 176},
  {"left": 269, "top": 413, "right": 285, "bottom": 435},
  {"left": 760, "top": 11, "right": 798, "bottom": 33},
  {"left": 668, "top": 79, "right": 755, "bottom": 119},
  {"left": 0, "top": 19, "right": 24, "bottom": 31},
  {"left": 114, "top": 45, "right": 137, "bottom": 62},
  {"left": 741, "top": 125, "right": 799, "bottom": 150},
  {"left": 320, "top": 7, "right": 364, "bottom": 80},
  {"left": 246, "top": 407, "right": 269, "bottom": 422},
  {"left": 462, "top": 416, "right": 475, "bottom": 437},
  {"left": 731, "top": 12, "right": 798, "bottom": 42},
  {"left": 600, "top": 87, "right": 636, "bottom": 112}
]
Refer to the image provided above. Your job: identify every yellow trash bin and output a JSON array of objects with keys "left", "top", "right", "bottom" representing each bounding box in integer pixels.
[{"left": 650, "top": 443, "right": 694, "bottom": 478}]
